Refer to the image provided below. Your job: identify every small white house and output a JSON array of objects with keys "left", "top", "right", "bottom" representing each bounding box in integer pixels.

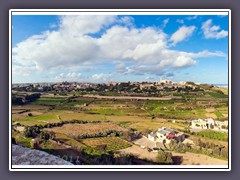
[{"left": 148, "top": 127, "right": 185, "bottom": 144}]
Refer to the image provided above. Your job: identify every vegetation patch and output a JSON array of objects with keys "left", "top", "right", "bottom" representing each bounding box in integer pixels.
[
  {"left": 12, "top": 130, "right": 32, "bottom": 148},
  {"left": 30, "top": 97, "right": 66, "bottom": 106},
  {"left": 17, "top": 114, "right": 59, "bottom": 126},
  {"left": 81, "top": 137, "right": 132, "bottom": 152},
  {"left": 194, "top": 130, "right": 228, "bottom": 141}
]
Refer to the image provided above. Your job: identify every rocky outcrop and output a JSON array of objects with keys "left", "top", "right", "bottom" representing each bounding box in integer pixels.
[{"left": 12, "top": 144, "right": 73, "bottom": 165}]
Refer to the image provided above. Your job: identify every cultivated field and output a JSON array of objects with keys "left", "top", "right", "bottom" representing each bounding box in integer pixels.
[
  {"left": 45, "top": 122, "right": 126, "bottom": 138},
  {"left": 81, "top": 137, "right": 132, "bottom": 152},
  {"left": 12, "top": 88, "right": 229, "bottom": 165}
]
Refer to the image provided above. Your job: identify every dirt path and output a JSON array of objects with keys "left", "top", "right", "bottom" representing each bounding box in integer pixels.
[
  {"left": 117, "top": 145, "right": 158, "bottom": 161},
  {"left": 172, "top": 152, "right": 228, "bottom": 165}
]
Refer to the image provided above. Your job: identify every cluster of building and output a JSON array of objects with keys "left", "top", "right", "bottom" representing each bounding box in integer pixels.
[
  {"left": 12, "top": 82, "right": 98, "bottom": 92},
  {"left": 147, "top": 118, "right": 228, "bottom": 146},
  {"left": 190, "top": 118, "right": 228, "bottom": 131},
  {"left": 12, "top": 79, "right": 200, "bottom": 93}
]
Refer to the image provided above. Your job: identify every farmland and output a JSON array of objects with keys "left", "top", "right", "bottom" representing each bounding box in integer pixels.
[
  {"left": 45, "top": 122, "right": 126, "bottom": 139},
  {"left": 12, "top": 84, "right": 229, "bottom": 165},
  {"left": 81, "top": 137, "right": 132, "bottom": 152}
]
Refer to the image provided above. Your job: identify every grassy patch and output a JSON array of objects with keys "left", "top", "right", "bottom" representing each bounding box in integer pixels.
[
  {"left": 17, "top": 114, "right": 59, "bottom": 126},
  {"left": 30, "top": 97, "right": 66, "bottom": 106},
  {"left": 12, "top": 130, "right": 32, "bottom": 148},
  {"left": 214, "top": 110, "right": 224, "bottom": 118},
  {"left": 89, "top": 109, "right": 125, "bottom": 116},
  {"left": 194, "top": 130, "right": 228, "bottom": 141},
  {"left": 206, "top": 91, "right": 228, "bottom": 98}
]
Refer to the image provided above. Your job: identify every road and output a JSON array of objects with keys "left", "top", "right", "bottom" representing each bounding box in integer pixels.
[{"left": 82, "top": 94, "right": 182, "bottom": 100}]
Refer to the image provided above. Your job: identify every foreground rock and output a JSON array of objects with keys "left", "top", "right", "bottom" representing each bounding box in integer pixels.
[{"left": 12, "top": 144, "right": 73, "bottom": 165}]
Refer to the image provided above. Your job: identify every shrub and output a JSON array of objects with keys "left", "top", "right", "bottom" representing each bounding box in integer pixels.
[
  {"left": 28, "top": 113, "right": 33, "bottom": 117},
  {"left": 156, "top": 150, "right": 173, "bottom": 164},
  {"left": 30, "top": 139, "right": 39, "bottom": 149}
]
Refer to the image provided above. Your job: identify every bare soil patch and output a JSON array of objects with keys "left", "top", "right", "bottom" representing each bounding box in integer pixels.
[
  {"left": 206, "top": 108, "right": 215, "bottom": 113},
  {"left": 205, "top": 113, "right": 217, "bottom": 119},
  {"left": 172, "top": 152, "right": 228, "bottom": 165}
]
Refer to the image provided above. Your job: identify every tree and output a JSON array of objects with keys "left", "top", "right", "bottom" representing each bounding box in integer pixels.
[{"left": 30, "top": 139, "right": 39, "bottom": 149}]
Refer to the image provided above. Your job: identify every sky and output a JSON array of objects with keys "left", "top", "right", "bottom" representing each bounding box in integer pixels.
[{"left": 11, "top": 14, "right": 229, "bottom": 84}]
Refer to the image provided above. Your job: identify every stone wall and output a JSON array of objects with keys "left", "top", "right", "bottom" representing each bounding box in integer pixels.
[{"left": 12, "top": 144, "right": 73, "bottom": 165}]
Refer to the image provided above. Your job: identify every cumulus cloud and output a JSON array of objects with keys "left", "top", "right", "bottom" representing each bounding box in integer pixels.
[
  {"left": 170, "top": 25, "right": 196, "bottom": 45},
  {"left": 60, "top": 15, "right": 116, "bottom": 35},
  {"left": 201, "top": 19, "right": 228, "bottom": 39},
  {"left": 12, "top": 15, "right": 226, "bottom": 82}
]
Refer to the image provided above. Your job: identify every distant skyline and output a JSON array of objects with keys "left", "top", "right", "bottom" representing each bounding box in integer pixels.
[{"left": 12, "top": 13, "right": 229, "bottom": 84}]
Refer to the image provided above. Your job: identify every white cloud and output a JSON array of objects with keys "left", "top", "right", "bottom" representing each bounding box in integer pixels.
[
  {"left": 201, "top": 19, "right": 228, "bottom": 39},
  {"left": 117, "top": 16, "right": 134, "bottom": 27},
  {"left": 176, "top": 19, "right": 184, "bottom": 24},
  {"left": 50, "top": 23, "right": 57, "bottom": 29},
  {"left": 60, "top": 15, "right": 116, "bottom": 35},
  {"left": 91, "top": 73, "right": 112, "bottom": 82},
  {"left": 12, "top": 15, "right": 226, "bottom": 81},
  {"left": 170, "top": 25, "right": 196, "bottom": 45},
  {"left": 55, "top": 72, "right": 82, "bottom": 81},
  {"left": 186, "top": 15, "right": 198, "bottom": 20},
  {"left": 163, "top": 18, "right": 169, "bottom": 28}
]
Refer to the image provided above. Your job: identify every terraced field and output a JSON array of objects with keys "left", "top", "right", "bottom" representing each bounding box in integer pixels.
[
  {"left": 81, "top": 137, "right": 132, "bottom": 152},
  {"left": 45, "top": 122, "right": 126, "bottom": 138}
]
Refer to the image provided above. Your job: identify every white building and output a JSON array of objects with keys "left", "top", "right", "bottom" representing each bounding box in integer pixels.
[
  {"left": 191, "top": 118, "right": 215, "bottom": 129},
  {"left": 191, "top": 118, "right": 228, "bottom": 131},
  {"left": 148, "top": 127, "right": 185, "bottom": 144}
]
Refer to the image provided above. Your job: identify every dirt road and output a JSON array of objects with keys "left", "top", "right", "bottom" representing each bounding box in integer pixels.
[{"left": 82, "top": 95, "right": 181, "bottom": 100}]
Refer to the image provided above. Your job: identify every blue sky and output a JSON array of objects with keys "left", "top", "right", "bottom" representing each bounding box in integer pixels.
[{"left": 12, "top": 14, "right": 229, "bottom": 84}]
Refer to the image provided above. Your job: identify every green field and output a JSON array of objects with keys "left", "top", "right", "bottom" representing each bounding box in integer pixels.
[
  {"left": 12, "top": 91, "right": 229, "bottom": 164},
  {"left": 81, "top": 137, "right": 132, "bottom": 152},
  {"left": 30, "top": 97, "right": 66, "bottom": 106},
  {"left": 17, "top": 114, "right": 59, "bottom": 126},
  {"left": 194, "top": 130, "right": 228, "bottom": 141}
]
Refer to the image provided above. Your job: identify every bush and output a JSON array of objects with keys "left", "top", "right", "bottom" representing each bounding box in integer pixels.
[
  {"left": 28, "top": 113, "right": 33, "bottom": 117},
  {"left": 30, "top": 139, "right": 40, "bottom": 149},
  {"left": 156, "top": 150, "right": 173, "bottom": 164}
]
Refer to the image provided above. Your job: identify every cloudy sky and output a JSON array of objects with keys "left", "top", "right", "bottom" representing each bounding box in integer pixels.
[{"left": 12, "top": 14, "right": 229, "bottom": 84}]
